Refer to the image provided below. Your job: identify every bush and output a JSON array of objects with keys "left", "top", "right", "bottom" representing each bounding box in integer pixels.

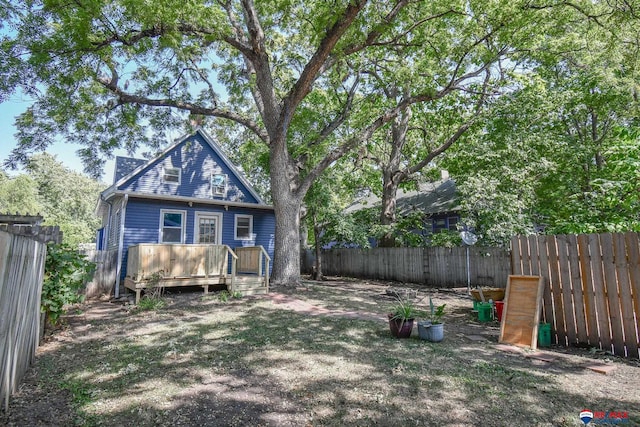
[{"left": 42, "top": 243, "right": 95, "bottom": 326}]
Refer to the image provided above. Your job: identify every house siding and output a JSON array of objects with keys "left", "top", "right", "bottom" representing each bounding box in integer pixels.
[
  {"left": 118, "top": 133, "right": 258, "bottom": 204},
  {"left": 98, "top": 129, "right": 275, "bottom": 287},
  {"left": 120, "top": 198, "right": 275, "bottom": 279}
]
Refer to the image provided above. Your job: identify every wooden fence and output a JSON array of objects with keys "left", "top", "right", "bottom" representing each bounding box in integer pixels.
[
  {"left": 305, "top": 246, "right": 511, "bottom": 288},
  {"left": 80, "top": 249, "right": 118, "bottom": 298},
  {"left": 0, "top": 231, "right": 47, "bottom": 411},
  {"left": 0, "top": 224, "right": 62, "bottom": 244},
  {"left": 512, "top": 233, "right": 640, "bottom": 359}
]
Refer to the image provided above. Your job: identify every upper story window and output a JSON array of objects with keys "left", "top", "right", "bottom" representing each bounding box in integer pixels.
[
  {"left": 211, "top": 173, "right": 227, "bottom": 197},
  {"left": 235, "top": 214, "right": 253, "bottom": 240},
  {"left": 163, "top": 167, "right": 181, "bottom": 184}
]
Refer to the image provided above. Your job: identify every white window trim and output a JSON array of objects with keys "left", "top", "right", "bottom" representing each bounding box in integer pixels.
[
  {"left": 234, "top": 214, "right": 253, "bottom": 240},
  {"left": 211, "top": 173, "right": 227, "bottom": 197},
  {"left": 159, "top": 209, "right": 186, "bottom": 243},
  {"left": 194, "top": 212, "right": 223, "bottom": 244},
  {"left": 163, "top": 166, "right": 181, "bottom": 185}
]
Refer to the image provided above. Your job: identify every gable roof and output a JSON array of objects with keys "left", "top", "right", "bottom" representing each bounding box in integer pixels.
[
  {"left": 96, "top": 128, "right": 271, "bottom": 214},
  {"left": 345, "top": 179, "right": 460, "bottom": 216},
  {"left": 113, "top": 156, "right": 147, "bottom": 184}
]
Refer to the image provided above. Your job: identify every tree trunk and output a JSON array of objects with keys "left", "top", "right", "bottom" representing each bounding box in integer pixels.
[
  {"left": 378, "top": 106, "right": 410, "bottom": 247},
  {"left": 312, "top": 218, "right": 323, "bottom": 280},
  {"left": 268, "top": 133, "right": 303, "bottom": 286},
  {"left": 379, "top": 170, "right": 400, "bottom": 247}
]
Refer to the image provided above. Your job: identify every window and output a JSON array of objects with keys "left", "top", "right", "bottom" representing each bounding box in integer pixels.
[
  {"left": 432, "top": 216, "right": 460, "bottom": 233},
  {"left": 234, "top": 215, "right": 253, "bottom": 240},
  {"left": 211, "top": 173, "right": 227, "bottom": 197},
  {"left": 448, "top": 216, "right": 459, "bottom": 231},
  {"left": 163, "top": 167, "right": 181, "bottom": 184},
  {"left": 108, "top": 209, "right": 121, "bottom": 249},
  {"left": 432, "top": 218, "right": 447, "bottom": 233},
  {"left": 160, "top": 210, "right": 185, "bottom": 243}
]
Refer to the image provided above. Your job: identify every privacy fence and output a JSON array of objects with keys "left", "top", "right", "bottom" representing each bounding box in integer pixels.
[
  {"left": 304, "top": 246, "right": 511, "bottom": 288},
  {"left": 511, "top": 233, "right": 640, "bottom": 359},
  {"left": 80, "top": 249, "right": 118, "bottom": 298},
  {"left": 0, "top": 224, "right": 62, "bottom": 244},
  {"left": 0, "top": 230, "right": 47, "bottom": 411}
]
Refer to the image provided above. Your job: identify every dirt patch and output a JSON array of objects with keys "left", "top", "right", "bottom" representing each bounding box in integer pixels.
[{"left": 2, "top": 278, "right": 639, "bottom": 426}]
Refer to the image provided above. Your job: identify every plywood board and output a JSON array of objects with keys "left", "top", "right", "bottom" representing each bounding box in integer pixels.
[{"left": 499, "top": 275, "right": 544, "bottom": 350}]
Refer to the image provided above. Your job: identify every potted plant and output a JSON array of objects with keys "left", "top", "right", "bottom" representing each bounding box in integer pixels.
[
  {"left": 388, "top": 299, "right": 417, "bottom": 338},
  {"left": 418, "top": 297, "right": 446, "bottom": 342}
]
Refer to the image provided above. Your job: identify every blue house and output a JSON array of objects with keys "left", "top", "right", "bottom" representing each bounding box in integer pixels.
[{"left": 95, "top": 128, "right": 275, "bottom": 298}]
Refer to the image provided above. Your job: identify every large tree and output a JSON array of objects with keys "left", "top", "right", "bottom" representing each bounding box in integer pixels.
[
  {"left": 25, "top": 153, "right": 105, "bottom": 246},
  {"left": 1, "top": 0, "right": 618, "bottom": 283},
  {"left": 0, "top": 170, "right": 42, "bottom": 215},
  {"left": 443, "top": 6, "right": 640, "bottom": 243}
]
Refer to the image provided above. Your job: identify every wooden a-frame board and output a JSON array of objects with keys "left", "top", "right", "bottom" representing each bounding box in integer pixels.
[{"left": 499, "top": 275, "right": 545, "bottom": 350}]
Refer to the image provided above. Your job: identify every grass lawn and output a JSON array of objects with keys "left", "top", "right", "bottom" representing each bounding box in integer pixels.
[{"left": 2, "top": 279, "right": 639, "bottom": 426}]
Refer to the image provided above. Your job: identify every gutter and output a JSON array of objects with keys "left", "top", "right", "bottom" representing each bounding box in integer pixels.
[
  {"left": 114, "top": 194, "right": 128, "bottom": 299},
  {"left": 105, "top": 190, "right": 274, "bottom": 211}
]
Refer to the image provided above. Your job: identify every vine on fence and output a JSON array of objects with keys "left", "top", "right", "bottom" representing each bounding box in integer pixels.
[{"left": 42, "top": 243, "right": 95, "bottom": 327}]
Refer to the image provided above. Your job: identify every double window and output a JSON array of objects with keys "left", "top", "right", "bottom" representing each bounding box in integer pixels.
[{"left": 160, "top": 210, "right": 186, "bottom": 243}]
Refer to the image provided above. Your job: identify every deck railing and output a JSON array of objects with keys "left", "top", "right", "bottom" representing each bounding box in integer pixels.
[
  {"left": 235, "top": 246, "right": 270, "bottom": 292},
  {"left": 126, "top": 244, "right": 236, "bottom": 281}
]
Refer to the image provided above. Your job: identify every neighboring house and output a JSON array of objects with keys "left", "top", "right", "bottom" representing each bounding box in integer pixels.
[
  {"left": 393, "top": 178, "right": 461, "bottom": 234},
  {"left": 95, "top": 128, "right": 275, "bottom": 291},
  {"left": 343, "top": 177, "right": 461, "bottom": 246}
]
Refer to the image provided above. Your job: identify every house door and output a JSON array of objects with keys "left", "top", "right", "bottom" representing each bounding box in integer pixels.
[{"left": 195, "top": 212, "right": 222, "bottom": 244}]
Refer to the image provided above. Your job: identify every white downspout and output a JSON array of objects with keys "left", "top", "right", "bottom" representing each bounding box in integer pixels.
[{"left": 114, "top": 194, "right": 129, "bottom": 299}]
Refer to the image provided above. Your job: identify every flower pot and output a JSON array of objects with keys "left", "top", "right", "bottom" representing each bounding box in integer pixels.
[
  {"left": 418, "top": 321, "right": 444, "bottom": 342},
  {"left": 388, "top": 314, "right": 415, "bottom": 338}
]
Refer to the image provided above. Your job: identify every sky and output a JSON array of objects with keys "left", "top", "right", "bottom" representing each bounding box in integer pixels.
[{"left": 1, "top": 96, "right": 121, "bottom": 185}]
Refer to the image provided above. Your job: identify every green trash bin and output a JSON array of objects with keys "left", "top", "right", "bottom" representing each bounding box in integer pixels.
[
  {"left": 538, "top": 323, "right": 552, "bottom": 347},
  {"left": 477, "top": 302, "right": 493, "bottom": 322}
]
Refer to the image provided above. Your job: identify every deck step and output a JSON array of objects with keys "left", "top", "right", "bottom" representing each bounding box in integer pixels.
[
  {"left": 234, "top": 287, "right": 268, "bottom": 296},
  {"left": 231, "top": 279, "right": 268, "bottom": 296}
]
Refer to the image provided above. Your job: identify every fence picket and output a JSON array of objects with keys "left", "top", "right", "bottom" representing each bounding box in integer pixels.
[
  {"left": 0, "top": 231, "right": 46, "bottom": 411},
  {"left": 577, "top": 234, "right": 599, "bottom": 347},
  {"left": 600, "top": 233, "right": 626, "bottom": 356},
  {"left": 556, "top": 235, "right": 577, "bottom": 345},
  {"left": 511, "top": 236, "right": 523, "bottom": 275},
  {"left": 625, "top": 232, "right": 640, "bottom": 357},
  {"left": 614, "top": 234, "right": 638, "bottom": 358},
  {"left": 537, "top": 235, "right": 553, "bottom": 325},
  {"left": 568, "top": 234, "right": 588, "bottom": 344},
  {"left": 546, "top": 236, "right": 566, "bottom": 345},
  {"left": 588, "top": 234, "right": 613, "bottom": 353}
]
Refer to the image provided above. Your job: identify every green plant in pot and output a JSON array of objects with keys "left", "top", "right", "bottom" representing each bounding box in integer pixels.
[
  {"left": 418, "top": 297, "right": 446, "bottom": 342},
  {"left": 388, "top": 299, "right": 417, "bottom": 338}
]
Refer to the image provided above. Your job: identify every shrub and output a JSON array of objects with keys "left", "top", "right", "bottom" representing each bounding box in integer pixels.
[{"left": 42, "top": 243, "right": 95, "bottom": 326}]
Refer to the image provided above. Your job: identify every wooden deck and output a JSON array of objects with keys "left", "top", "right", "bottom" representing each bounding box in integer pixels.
[{"left": 124, "top": 244, "right": 270, "bottom": 303}]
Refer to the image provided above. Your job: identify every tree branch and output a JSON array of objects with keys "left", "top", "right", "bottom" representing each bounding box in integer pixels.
[
  {"left": 281, "top": 0, "right": 367, "bottom": 126},
  {"left": 97, "top": 77, "right": 269, "bottom": 142}
]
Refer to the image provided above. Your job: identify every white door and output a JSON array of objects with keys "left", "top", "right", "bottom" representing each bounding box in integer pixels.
[{"left": 195, "top": 212, "right": 223, "bottom": 244}]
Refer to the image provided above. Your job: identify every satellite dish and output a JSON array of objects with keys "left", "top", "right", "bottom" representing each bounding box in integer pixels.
[{"left": 460, "top": 231, "right": 477, "bottom": 246}]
